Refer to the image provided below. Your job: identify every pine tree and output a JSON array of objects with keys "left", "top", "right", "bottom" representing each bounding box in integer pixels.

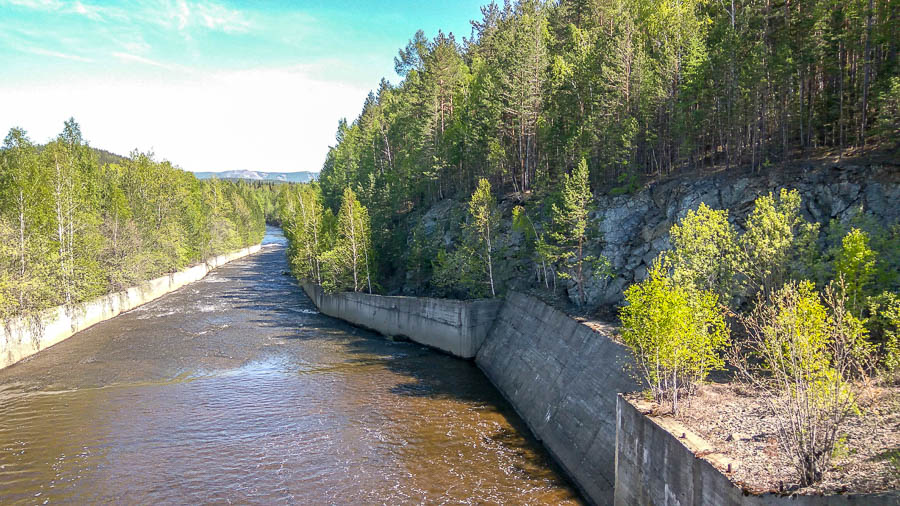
[{"left": 549, "top": 158, "right": 607, "bottom": 306}]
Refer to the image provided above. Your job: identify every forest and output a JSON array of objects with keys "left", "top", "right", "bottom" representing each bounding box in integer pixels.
[
  {"left": 313, "top": 0, "right": 897, "bottom": 287},
  {"left": 0, "top": 119, "right": 267, "bottom": 321}
]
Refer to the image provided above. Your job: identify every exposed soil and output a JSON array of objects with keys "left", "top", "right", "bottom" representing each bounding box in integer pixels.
[{"left": 628, "top": 381, "right": 900, "bottom": 496}]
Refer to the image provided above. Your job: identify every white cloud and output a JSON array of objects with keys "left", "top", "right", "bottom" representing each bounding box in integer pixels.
[
  {"left": 2, "top": 0, "right": 251, "bottom": 34},
  {"left": 0, "top": 67, "right": 369, "bottom": 172},
  {"left": 194, "top": 1, "right": 249, "bottom": 33},
  {"left": 112, "top": 51, "right": 175, "bottom": 70},
  {"left": 2, "top": 0, "right": 64, "bottom": 11},
  {"left": 72, "top": 1, "right": 104, "bottom": 21},
  {"left": 22, "top": 45, "right": 94, "bottom": 62},
  {"left": 152, "top": 0, "right": 251, "bottom": 34}
]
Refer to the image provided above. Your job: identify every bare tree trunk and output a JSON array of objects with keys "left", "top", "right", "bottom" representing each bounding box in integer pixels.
[
  {"left": 861, "top": 0, "right": 874, "bottom": 150},
  {"left": 54, "top": 158, "right": 70, "bottom": 304},
  {"left": 349, "top": 205, "right": 358, "bottom": 292},
  {"left": 486, "top": 221, "right": 495, "bottom": 297},
  {"left": 18, "top": 190, "right": 26, "bottom": 307},
  {"left": 577, "top": 237, "right": 585, "bottom": 306},
  {"left": 839, "top": 40, "right": 845, "bottom": 160},
  {"left": 364, "top": 241, "right": 372, "bottom": 294}
]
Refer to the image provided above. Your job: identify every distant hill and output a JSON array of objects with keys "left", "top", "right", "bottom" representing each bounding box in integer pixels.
[
  {"left": 194, "top": 170, "right": 317, "bottom": 183},
  {"left": 80, "top": 147, "right": 317, "bottom": 183},
  {"left": 92, "top": 147, "right": 129, "bottom": 166},
  {"left": 37, "top": 146, "right": 128, "bottom": 166}
]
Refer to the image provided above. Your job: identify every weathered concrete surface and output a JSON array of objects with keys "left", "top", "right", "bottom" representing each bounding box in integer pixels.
[
  {"left": 301, "top": 283, "right": 502, "bottom": 359},
  {"left": 615, "top": 396, "right": 900, "bottom": 506},
  {"left": 476, "top": 292, "right": 641, "bottom": 505},
  {"left": 0, "top": 244, "right": 262, "bottom": 370},
  {"left": 299, "top": 285, "right": 900, "bottom": 505}
]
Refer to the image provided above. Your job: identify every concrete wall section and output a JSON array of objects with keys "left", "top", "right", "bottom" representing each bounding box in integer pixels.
[
  {"left": 475, "top": 291, "right": 641, "bottom": 505},
  {"left": 614, "top": 395, "right": 900, "bottom": 506},
  {"left": 302, "top": 283, "right": 502, "bottom": 359},
  {"left": 1, "top": 244, "right": 262, "bottom": 370},
  {"left": 297, "top": 286, "right": 897, "bottom": 505}
]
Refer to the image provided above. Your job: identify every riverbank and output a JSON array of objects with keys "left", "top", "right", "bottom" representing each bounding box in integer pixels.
[
  {"left": 615, "top": 395, "right": 900, "bottom": 505},
  {"left": 0, "top": 243, "right": 262, "bottom": 370},
  {"left": 304, "top": 286, "right": 638, "bottom": 504},
  {"left": 0, "top": 231, "right": 579, "bottom": 504},
  {"left": 302, "top": 286, "right": 900, "bottom": 505},
  {"left": 643, "top": 382, "right": 900, "bottom": 496}
]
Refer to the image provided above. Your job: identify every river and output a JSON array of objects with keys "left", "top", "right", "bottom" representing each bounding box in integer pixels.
[{"left": 0, "top": 227, "right": 579, "bottom": 504}]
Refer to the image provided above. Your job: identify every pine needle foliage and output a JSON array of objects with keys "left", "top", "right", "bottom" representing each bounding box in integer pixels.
[{"left": 549, "top": 158, "right": 609, "bottom": 306}]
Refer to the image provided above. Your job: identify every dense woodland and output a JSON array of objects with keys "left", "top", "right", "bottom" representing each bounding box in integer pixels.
[
  {"left": 0, "top": 119, "right": 267, "bottom": 320},
  {"left": 316, "top": 0, "right": 898, "bottom": 285}
]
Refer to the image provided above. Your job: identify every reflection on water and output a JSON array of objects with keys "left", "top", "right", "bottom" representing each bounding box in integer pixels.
[{"left": 0, "top": 227, "right": 580, "bottom": 504}]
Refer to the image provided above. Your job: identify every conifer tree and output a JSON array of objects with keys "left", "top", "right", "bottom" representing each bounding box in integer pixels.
[{"left": 549, "top": 158, "right": 607, "bottom": 306}]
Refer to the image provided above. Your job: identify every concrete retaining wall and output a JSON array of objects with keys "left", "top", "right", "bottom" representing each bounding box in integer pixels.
[
  {"left": 301, "top": 283, "right": 502, "bottom": 359},
  {"left": 300, "top": 286, "right": 898, "bottom": 505},
  {"left": 476, "top": 292, "right": 641, "bottom": 505},
  {"left": 0, "top": 244, "right": 262, "bottom": 370},
  {"left": 614, "top": 395, "right": 900, "bottom": 505}
]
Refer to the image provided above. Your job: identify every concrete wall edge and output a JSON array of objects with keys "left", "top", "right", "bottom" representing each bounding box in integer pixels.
[
  {"left": 0, "top": 243, "right": 262, "bottom": 370},
  {"left": 614, "top": 394, "right": 900, "bottom": 505}
]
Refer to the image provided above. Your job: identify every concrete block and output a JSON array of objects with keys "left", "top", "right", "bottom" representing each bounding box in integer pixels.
[{"left": 476, "top": 292, "right": 641, "bottom": 505}]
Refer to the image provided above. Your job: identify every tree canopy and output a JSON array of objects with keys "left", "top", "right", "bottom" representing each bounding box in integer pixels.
[{"left": 0, "top": 120, "right": 267, "bottom": 320}]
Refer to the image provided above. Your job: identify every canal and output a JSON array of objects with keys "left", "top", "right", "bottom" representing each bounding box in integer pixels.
[{"left": 0, "top": 228, "right": 579, "bottom": 504}]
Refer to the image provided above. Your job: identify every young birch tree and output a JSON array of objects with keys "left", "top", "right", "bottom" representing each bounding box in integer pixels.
[
  {"left": 467, "top": 178, "right": 499, "bottom": 297},
  {"left": 733, "top": 281, "right": 862, "bottom": 487},
  {"left": 327, "top": 188, "right": 373, "bottom": 293},
  {"left": 294, "top": 185, "right": 325, "bottom": 283},
  {"left": 0, "top": 128, "right": 44, "bottom": 308},
  {"left": 668, "top": 203, "right": 739, "bottom": 304},
  {"left": 738, "top": 189, "right": 819, "bottom": 304},
  {"left": 620, "top": 259, "right": 729, "bottom": 414}
]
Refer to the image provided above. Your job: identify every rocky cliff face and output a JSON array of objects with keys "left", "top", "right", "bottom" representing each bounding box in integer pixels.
[
  {"left": 406, "top": 160, "right": 899, "bottom": 309},
  {"left": 586, "top": 162, "right": 898, "bottom": 305}
]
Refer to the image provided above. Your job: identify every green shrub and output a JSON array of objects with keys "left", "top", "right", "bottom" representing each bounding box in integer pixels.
[
  {"left": 620, "top": 259, "right": 729, "bottom": 414},
  {"left": 734, "top": 280, "right": 862, "bottom": 486},
  {"left": 668, "top": 203, "right": 738, "bottom": 304},
  {"left": 868, "top": 292, "right": 900, "bottom": 375},
  {"left": 513, "top": 204, "right": 555, "bottom": 291},
  {"left": 834, "top": 228, "right": 876, "bottom": 316},
  {"left": 823, "top": 216, "right": 899, "bottom": 294},
  {"left": 738, "top": 189, "right": 819, "bottom": 303},
  {"left": 431, "top": 247, "right": 488, "bottom": 298}
]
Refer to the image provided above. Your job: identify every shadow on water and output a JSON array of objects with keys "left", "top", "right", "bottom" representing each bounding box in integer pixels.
[{"left": 242, "top": 246, "right": 575, "bottom": 491}]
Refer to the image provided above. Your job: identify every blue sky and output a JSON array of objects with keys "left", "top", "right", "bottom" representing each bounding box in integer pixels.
[{"left": 0, "top": 0, "right": 487, "bottom": 172}]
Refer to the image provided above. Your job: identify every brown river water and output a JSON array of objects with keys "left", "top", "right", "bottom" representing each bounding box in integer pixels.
[{"left": 0, "top": 228, "right": 580, "bottom": 504}]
